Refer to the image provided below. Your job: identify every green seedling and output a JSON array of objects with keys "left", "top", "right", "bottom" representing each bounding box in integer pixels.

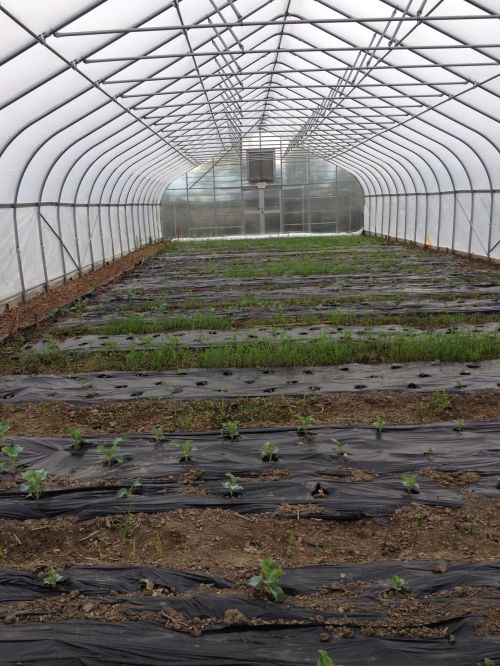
[
  {"left": 222, "top": 472, "right": 243, "bottom": 498},
  {"left": 401, "top": 472, "right": 420, "bottom": 494},
  {"left": 68, "top": 427, "right": 87, "bottom": 450},
  {"left": 43, "top": 568, "right": 63, "bottom": 588},
  {"left": 0, "top": 421, "right": 10, "bottom": 443},
  {"left": 424, "top": 447, "right": 435, "bottom": 457},
  {"left": 295, "top": 414, "right": 315, "bottom": 436},
  {"left": 20, "top": 469, "right": 47, "bottom": 499},
  {"left": 317, "top": 651, "right": 342, "bottom": 666},
  {"left": 331, "top": 438, "right": 347, "bottom": 457},
  {"left": 261, "top": 442, "right": 279, "bottom": 462},
  {"left": 221, "top": 420, "right": 240, "bottom": 440},
  {"left": 432, "top": 387, "right": 451, "bottom": 412},
  {"left": 390, "top": 575, "right": 408, "bottom": 592},
  {"left": 374, "top": 416, "right": 384, "bottom": 434},
  {"left": 483, "top": 659, "right": 496, "bottom": 666},
  {"left": 248, "top": 557, "right": 285, "bottom": 602},
  {"left": 152, "top": 425, "right": 165, "bottom": 444},
  {"left": 175, "top": 439, "right": 197, "bottom": 462},
  {"left": 116, "top": 479, "right": 142, "bottom": 499},
  {"left": 454, "top": 419, "right": 465, "bottom": 432},
  {"left": 1, "top": 443, "right": 23, "bottom": 471},
  {"left": 96, "top": 438, "right": 125, "bottom": 466}
]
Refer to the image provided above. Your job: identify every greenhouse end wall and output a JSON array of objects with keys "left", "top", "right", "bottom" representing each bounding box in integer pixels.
[{"left": 161, "top": 148, "right": 364, "bottom": 239}]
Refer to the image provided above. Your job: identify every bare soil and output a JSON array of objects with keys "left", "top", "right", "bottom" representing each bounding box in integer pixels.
[{"left": 1, "top": 390, "right": 499, "bottom": 436}]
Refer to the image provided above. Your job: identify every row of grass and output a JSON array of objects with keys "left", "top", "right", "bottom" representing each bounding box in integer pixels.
[
  {"left": 12, "top": 331, "right": 499, "bottom": 375},
  {"left": 55, "top": 310, "right": 500, "bottom": 337},
  {"left": 163, "top": 234, "right": 383, "bottom": 254}
]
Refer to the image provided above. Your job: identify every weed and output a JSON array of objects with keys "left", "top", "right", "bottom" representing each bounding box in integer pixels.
[
  {"left": 43, "top": 568, "right": 63, "bottom": 588},
  {"left": 152, "top": 533, "right": 164, "bottom": 556},
  {"left": 374, "top": 416, "right": 384, "bottom": 435},
  {"left": 248, "top": 557, "right": 285, "bottom": 602},
  {"left": 432, "top": 388, "right": 451, "bottom": 412},
  {"left": 222, "top": 472, "right": 243, "bottom": 497},
  {"left": 261, "top": 442, "right": 279, "bottom": 462},
  {"left": 117, "top": 511, "right": 135, "bottom": 540},
  {"left": 20, "top": 469, "right": 47, "bottom": 499},
  {"left": 317, "top": 651, "right": 342, "bottom": 666},
  {"left": 454, "top": 418, "right": 465, "bottom": 432},
  {"left": 40, "top": 332, "right": 60, "bottom": 359},
  {"left": 68, "top": 427, "right": 87, "bottom": 450},
  {"left": 401, "top": 473, "right": 420, "bottom": 494},
  {"left": 221, "top": 420, "right": 240, "bottom": 440},
  {"left": 116, "top": 479, "right": 142, "bottom": 498},
  {"left": 295, "top": 414, "right": 315, "bottom": 436},
  {"left": 331, "top": 438, "right": 347, "bottom": 457},
  {"left": 390, "top": 575, "right": 408, "bottom": 592},
  {"left": 96, "top": 438, "right": 125, "bottom": 466},
  {"left": 175, "top": 439, "right": 197, "bottom": 462},
  {"left": 152, "top": 425, "right": 165, "bottom": 444},
  {"left": 1, "top": 443, "right": 23, "bottom": 472}
]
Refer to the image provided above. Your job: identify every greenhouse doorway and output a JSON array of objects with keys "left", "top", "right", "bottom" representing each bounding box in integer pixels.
[{"left": 243, "top": 184, "right": 282, "bottom": 235}]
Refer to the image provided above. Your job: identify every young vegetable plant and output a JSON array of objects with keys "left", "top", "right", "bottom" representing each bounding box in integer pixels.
[
  {"left": 390, "top": 575, "right": 408, "bottom": 592},
  {"left": 248, "top": 557, "right": 285, "bottom": 602},
  {"left": 20, "top": 469, "right": 47, "bottom": 499},
  {"left": 222, "top": 472, "right": 243, "bottom": 498},
  {"left": 116, "top": 479, "right": 142, "bottom": 498},
  {"left": 68, "top": 427, "right": 87, "bottom": 450},
  {"left": 483, "top": 659, "right": 496, "bottom": 666},
  {"left": 96, "top": 438, "right": 125, "bottom": 466},
  {"left": 43, "top": 568, "right": 63, "bottom": 588},
  {"left": 261, "top": 442, "right": 279, "bottom": 462},
  {"left": 401, "top": 472, "right": 420, "bottom": 495},
  {"left": 374, "top": 416, "right": 384, "bottom": 435},
  {"left": 1, "top": 443, "right": 23, "bottom": 472},
  {"left": 295, "top": 414, "right": 315, "bottom": 436},
  {"left": 221, "top": 420, "right": 240, "bottom": 440},
  {"left": 424, "top": 447, "right": 435, "bottom": 458},
  {"left": 454, "top": 419, "right": 465, "bottom": 432},
  {"left": 0, "top": 421, "right": 10, "bottom": 443},
  {"left": 152, "top": 425, "right": 165, "bottom": 444},
  {"left": 331, "top": 438, "right": 347, "bottom": 458},
  {"left": 175, "top": 439, "right": 197, "bottom": 462},
  {"left": 317, "top": 651, "right": 342, "bottom": 666}
]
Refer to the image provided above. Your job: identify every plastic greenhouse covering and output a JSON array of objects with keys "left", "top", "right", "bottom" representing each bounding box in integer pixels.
[{"left": 0, "top": 0, "right": 499, "bottom": 308}]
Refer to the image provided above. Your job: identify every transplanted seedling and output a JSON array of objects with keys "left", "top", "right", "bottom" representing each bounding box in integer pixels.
[
  {"left": 483, "top": 659, "right": 496, "bottom": 666},
  {"left": 152, "top": 425, "right": 165, "bottom": 444},
  {"left": 68, "top": 427, "right": 87, "bottom": 450},
  {"left": 317, "top": 651, "right": 342, "bottom": 666},
  {"left": 331, "top": 438, "right": 347, "bottom": 458},
  {"left": 1, "top": 443, "right": 23, "bottom": 472},
  {"left": 116, "top": 479, "right": 142, "bottom": 498},
  {"left": 401, "top": 472, "right": 420, "bottom": 494},
  {"left": 96, "top": 438, "right": 125, "bottom": 466},
  {"left": 295, "top": 414, "right": 315, "bottom": 436},
  {"left": 248, "top": 557, "right": 285, "bottom": 602},
  {"left": 43, "top": 568, "right": 64, "bottom": 588},
  {"left": 20, "top": 469, "right": 48, "bottom": 499},
  {"left": 261, "top": 442, "right": 279, "bottom": 462},
  {"left": 374, "top": 416, "right": 384, "bottom": 435},
  {"left": 0, "top": 421, "right": 10, "bottom": 443},
  {"left": 175, "top": 439, "right": 197, "bottom": 462},
  {"left": 221, "top": 420, "right": 240, "bottom": 440},
  {"left": 454, "top": 418, "right": 465, "bottom": 432},
  {"left": 424, "top": 447, "right": 435, "bottom": 458},
  {"left": 390, "top": 575, "right": 408, "bottom": 592},
  {"left": 222, "top": 472, "right": 243, "bottom": 498}
]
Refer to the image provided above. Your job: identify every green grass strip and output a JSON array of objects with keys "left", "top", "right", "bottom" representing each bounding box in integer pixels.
[{"left": 15, "top": 331, "right": 500, "bottom": 374}]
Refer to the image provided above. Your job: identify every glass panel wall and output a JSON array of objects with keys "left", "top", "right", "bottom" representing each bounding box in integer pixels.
[{"left": 161, "top": 137, "right": 364, "bottom": 238}]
